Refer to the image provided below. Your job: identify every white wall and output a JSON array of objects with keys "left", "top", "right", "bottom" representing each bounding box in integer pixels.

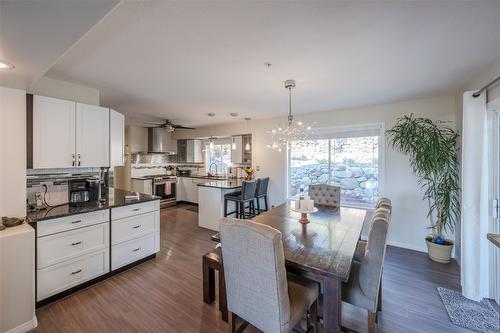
[
  {"left": 173, "top": 96, "right": 456, "bottom": 253},
  {"left": 28, "top": 76, "right": 100, "bottom": 105},
  {"left": 0, "top": 86, "right": 27, "bottom": 217},
  {"left": 0, "top": 86, "right": 36, "bottom": 332}
]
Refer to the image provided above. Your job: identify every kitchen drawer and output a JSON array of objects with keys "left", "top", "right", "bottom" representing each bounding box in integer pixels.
[
  {"left": 38, "top": 223, "right": 109, "bottom": 269},
  {"left": 111, "top": 211, "right": 156, "bottom": 245},
  {"left": 111, "top": 233, "right": 157, "bottom": 270},
  {"left": 37, "top": 210, "right": 109, "bottom": 237},
  {"left": 111, "top": 200, "right": 159, "bottom": 221},
  {"left": 37, "top": 248, "right": 109, "bottom": 301}
]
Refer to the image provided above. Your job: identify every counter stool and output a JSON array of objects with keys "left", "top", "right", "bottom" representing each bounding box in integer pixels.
[
  {"left": 202, "top": 247, "right": 228, "bottom": 322},
  {"left": 223, "top": 180, "right": 257, "bottom": 219},
  {"left": 255, "top": 177, "right": 269, "bottom": 215}
]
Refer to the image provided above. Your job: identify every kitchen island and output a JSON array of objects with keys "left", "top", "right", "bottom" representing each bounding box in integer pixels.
[{"left": 197, "top": 179, "right": 244, "bottom": 231}]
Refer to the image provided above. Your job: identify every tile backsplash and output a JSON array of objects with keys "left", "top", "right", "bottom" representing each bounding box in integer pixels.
[{"left": 27, "top": 168, "right": 101, "bottom": 207}]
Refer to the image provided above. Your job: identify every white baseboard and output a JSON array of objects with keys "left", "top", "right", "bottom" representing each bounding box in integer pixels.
[
  {"left": 3, "top": 315, "right": 37, "bottom": 333},
  {"left": 387, "top": 240, "right": 427, "bottom": 253}
]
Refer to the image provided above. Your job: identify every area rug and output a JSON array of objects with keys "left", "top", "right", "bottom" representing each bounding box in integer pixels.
[{"left": 437, "top": 287, "right": 499, "bottom": 333}]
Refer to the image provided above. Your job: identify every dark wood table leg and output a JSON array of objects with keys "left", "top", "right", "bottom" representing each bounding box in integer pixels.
[
  {"left": 323, "top": 277, "right": 342, "bottom": 333},
  {"left": 219, "top": 258, "right": 228, "bottom": 322},
  {"left": 203, "top": 258, "right": 215, "bottom": 304}
]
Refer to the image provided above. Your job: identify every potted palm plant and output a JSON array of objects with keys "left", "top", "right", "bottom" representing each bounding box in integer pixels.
[{"left": 387, "top": 115, "right": 460, "bottom": 263}]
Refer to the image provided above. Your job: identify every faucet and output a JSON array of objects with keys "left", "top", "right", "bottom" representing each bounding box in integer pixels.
[{"left": 209, "top": 162, "right": 218, "bottom": 177}]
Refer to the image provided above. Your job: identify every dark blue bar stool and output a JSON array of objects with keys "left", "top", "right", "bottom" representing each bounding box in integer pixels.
[
  {"left": 255, "top": 177, "right": 269, "bottom": 215},
  {"left": 223, "top": 180, "right": 257, "bottom": 219}
]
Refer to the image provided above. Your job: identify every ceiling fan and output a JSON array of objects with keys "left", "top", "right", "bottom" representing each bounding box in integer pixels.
[{"left": 143, "top": 119, "right": 195, "bottom": 132}]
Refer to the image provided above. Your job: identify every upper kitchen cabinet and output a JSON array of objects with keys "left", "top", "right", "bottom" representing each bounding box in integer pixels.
[
  {"left": 76, "top": 103, "right": 110, "bottom": 167},
  {"left": 32, "top": 95, "right": 76, "bottom": 168},
  {"left": 110, "top": 109, "right": 125, "bottom": 167},
  {"left": 230, "top": 134, "right": 252, "bottom": 165},
  {"left": 177, "top": 139, "right": 202, "bottom": 163},
  {"left": 30, "top": 95, "right": 113, "bottom": 169}
]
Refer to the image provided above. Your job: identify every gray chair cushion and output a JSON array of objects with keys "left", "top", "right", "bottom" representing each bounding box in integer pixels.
[
  {"left": 359, "top": 218, "right": 389, "bottom": 311},
  {"left": 344, "top": 215, "right": 389, "bottom": 312},
  {"left": 308, "top": 184, "right": 340, "bottom": 207},
  {"left": 220, "top": 218, "right": 319, "bottom": 333},
  {"left": 286, "top": 273, "right": 319, "bottom": 332},
  {"left": 353, "top": 240, "right": 367, "bottom": 262},
  {"left": 342, "top": 261, "right": 372, "bottom": 310}
]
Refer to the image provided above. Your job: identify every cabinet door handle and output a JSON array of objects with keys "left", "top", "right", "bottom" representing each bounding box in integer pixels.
[
  {"left": 78, "top": 154, "right": 81, "bottom": 166},
  {"left": 71, "top": 269, "right": 82, "bottom": 275},
  {"left": 71, "top": 241, "right": 82, "bottom": 246},
  {"left": 132, "top": 225, "right": 141, "bottom": 229},
  {"left": 71, "top": 220, "right": 82, "bottom": 224},
  {"left": 72, "top": 154, "right": 75, "bottom": 167},
  {"left": 132, "top": 208, "right": 141, "bottom": 211},
  {"left": 132, "top": 247, "right": 141, "bottom": 252}
]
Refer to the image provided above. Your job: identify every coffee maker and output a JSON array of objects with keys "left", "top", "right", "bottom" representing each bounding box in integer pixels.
[{"left": 68, "top": 178, "right": 100, "bottom": 206}]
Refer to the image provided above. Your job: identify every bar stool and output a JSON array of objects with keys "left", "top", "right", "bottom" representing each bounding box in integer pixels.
[
  {"left": 254, "top": 177, "right": 270, "bottom": 215},
  {"left": 223, "top": 180, "right": 257, "bottom": 219}
]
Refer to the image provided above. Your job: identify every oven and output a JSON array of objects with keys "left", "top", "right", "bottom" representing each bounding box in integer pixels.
[{"left": 152, "top": 177, "right": 177, "bottom": 207}]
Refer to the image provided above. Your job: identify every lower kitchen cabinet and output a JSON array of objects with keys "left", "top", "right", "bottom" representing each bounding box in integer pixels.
[
  {"left": 35, "top": 199, "right": 161, "bottom": 304},
  {"left": 110, "top": 201, "right": 160, "bottom": 271},
  {"left": 36, "top": 211, "right": 110, "bottom": 302}
]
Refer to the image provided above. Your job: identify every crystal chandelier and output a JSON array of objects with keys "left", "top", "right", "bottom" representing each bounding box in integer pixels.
[{"left": 266, "top": 80, "right": 312, "bottom": 152}]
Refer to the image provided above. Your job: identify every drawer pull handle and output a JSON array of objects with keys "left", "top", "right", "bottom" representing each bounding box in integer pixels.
[
  {"left": 132, "top": 247, "right": 141, "bottom": 252},
  {"left": 71, "top": 269, "right": 82, "bottom": 275},
  {"left": 132, "top": 208, "right": 141, "bottom": 211},
  {"left": 71, "top": 220, "right": 82, "bottom": 224},
  {"left": 132, "top": 225, "right": 141, "bottom": 229},
  {"left": 71, "top": 241, "right": 82, "bottom": 246}
]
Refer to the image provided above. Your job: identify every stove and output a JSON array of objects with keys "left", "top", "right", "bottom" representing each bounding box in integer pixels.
[{"left": 140, "top": 175, "right": 177, "bottom": 208}]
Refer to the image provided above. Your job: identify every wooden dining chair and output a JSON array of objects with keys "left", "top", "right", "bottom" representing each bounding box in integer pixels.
[
  {"left": 308, "top": 184, "right": 340, "bottom": 208},
  {"left": 220, "top": 218, "right": 320, "bottom": 333},
  {"left": 342, "top": 216, "right": 390, "bottom": 333}
]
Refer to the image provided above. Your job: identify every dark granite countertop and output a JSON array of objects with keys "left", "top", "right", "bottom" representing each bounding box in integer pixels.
[
  {"left": 27, "top": 188, "right": 160, "bottom": 224},
  {"left": 197, "top": 178, "right": 245, "bottom": 189},
  {"left": 487, "top": 233, "right": 500, "bottom": 248}
]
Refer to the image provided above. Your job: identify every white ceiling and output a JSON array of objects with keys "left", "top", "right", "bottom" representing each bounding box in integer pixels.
[
  {"left": 39, "top": 1, "right": 500, "bottom": 126},
  {"left": 0, "top": 0, "right": 119, "bottom": 89}
]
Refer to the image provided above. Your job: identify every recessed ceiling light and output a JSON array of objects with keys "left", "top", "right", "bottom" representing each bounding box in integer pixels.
[
  {"left": 230, "top": 113, "right": 238, "bottom": 117},
  {"left": 0, "top": 60, "right": 15, "bottom": 70},
  {"left": 207, "top": 113, "right": 215, "bottom": 117},
  {"left": 244, "top": 117, "right": 251, "bottom": 121}
]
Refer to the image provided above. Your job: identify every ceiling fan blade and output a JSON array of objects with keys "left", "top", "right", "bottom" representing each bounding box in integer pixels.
[{"left": 173, "top": 125, "right": 196, "bottom": 130}]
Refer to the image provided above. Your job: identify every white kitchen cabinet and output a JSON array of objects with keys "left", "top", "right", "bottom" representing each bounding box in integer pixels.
[
  {"left": 110, "top": 109, "right": 125, "bottom": 167},
  {"left": 36, "top": 211, "right": 110, "bottom": 302},
  {"left": 186, "top": 140, "right": 203, "bottom": 163},
  {"left": 76, "top": 102, "right": 110, "bottom": 167},
  {"left": 176, "top": 177, "right": 186, "bottom": 201},
  {"left": 32, "top": 95, "right": 113, "bottom": 169},
  {"left": 231, "top": 135, "right": 243, "bottom": 164},
  {"left": 33, "top": 95, "right": 76, "bottom": 168},
  {"left": 110, "top": 201, "right": 160, "bottom": 270}
]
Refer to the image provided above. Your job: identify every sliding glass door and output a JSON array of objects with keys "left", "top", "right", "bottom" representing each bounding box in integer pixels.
[{"left": 288, "top": 125, "right": 383, "bottom": 208}]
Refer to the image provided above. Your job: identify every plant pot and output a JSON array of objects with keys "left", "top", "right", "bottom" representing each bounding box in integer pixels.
[{"left": 425, "top": 237, "right": 454, "bottom": 264}]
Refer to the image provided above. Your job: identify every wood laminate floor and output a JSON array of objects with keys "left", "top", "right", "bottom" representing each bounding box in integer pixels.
[{"left": 33, "top": 205, "right": 470, "bottom": 333}]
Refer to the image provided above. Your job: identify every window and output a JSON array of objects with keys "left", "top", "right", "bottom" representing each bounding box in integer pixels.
[
  {"left": 288, "top": 125, "right": 382, "bottom": 208},
  {"left": 205, "top": 143, "right": 232, "bottom": 175}
]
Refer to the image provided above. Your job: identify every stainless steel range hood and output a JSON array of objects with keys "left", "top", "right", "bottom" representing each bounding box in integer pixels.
[{"left": 148, "top": 128, "right": 176, "bottom": 154}]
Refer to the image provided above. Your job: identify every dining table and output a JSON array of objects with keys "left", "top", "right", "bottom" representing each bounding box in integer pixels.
[{"left": 251, "top": 202, "right": 366, "bottom": 333}]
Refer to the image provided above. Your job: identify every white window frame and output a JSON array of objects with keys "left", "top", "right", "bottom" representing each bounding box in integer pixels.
[{"left": 286, "top": 122, "right": 385, "bottom": 209}]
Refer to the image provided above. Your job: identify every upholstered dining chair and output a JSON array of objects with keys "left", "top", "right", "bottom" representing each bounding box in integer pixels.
[
  {"left": 308, "top": 184, "right": 340, "bottom": 208},
  {"left": 342, "top": 216, "right": 390, "bottom": 333},
  {"left": 220, "top": 218, "right": 320, "bottom": 333}
]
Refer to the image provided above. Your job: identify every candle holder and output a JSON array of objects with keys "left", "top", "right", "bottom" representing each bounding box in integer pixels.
[{"left": 291, "top": 207, "right": 318, "bottom": 224}]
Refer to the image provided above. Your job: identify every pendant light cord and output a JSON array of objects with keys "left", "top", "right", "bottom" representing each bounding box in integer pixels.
[{"left": 288, "top": 86, "right": 293, "bottom": 125}]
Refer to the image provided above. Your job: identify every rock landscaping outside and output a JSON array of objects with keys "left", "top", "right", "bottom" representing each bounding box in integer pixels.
[{"left": 289, "top": 136, "right": 379, "bottom": 206}]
